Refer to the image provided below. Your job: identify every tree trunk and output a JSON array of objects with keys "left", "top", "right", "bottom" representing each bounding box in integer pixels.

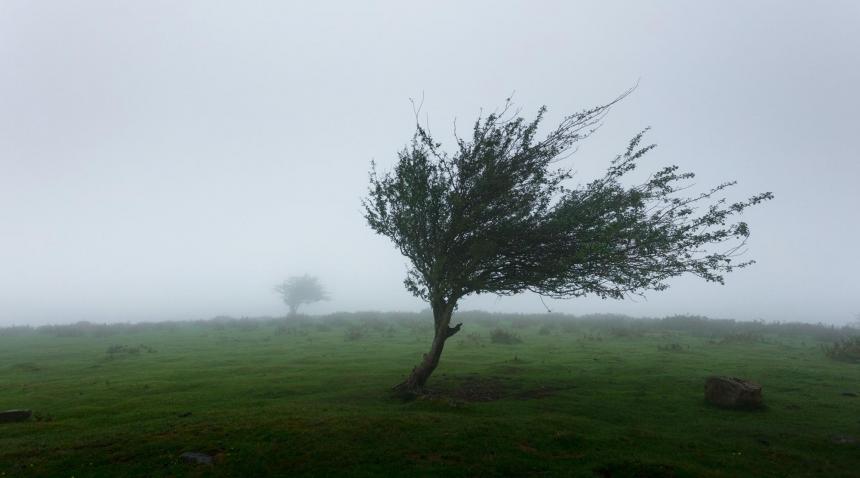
[
  {"left": 288, "top": 304, "right": 298, "bottom": 317},
  {"left": 393, "top": 301, "right": 462, "bottom": 398}
]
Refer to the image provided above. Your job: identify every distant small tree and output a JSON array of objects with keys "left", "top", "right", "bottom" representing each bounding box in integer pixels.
[
  {"left": 274, "top": 274, "right": 328, "bottom": 316},
  {"left": 363, "top": 93, "right": 772, "bottom": 396}
]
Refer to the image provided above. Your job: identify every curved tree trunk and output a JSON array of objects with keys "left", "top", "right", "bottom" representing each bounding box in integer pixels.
[{"left": 393, "top": 301, "right": 462, "bottom": 398}]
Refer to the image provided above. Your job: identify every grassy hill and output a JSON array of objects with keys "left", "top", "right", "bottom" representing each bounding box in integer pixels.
[{"left": 1, "top": 313, "right": 858, "bottom": 477}]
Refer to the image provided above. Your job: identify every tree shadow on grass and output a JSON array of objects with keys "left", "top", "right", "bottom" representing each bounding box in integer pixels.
[{"left": 414, "top": 374, "right": 576, "bottom": 403}]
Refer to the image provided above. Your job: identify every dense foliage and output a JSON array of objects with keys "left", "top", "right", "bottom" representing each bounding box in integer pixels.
[{"left": 364, "top": 96, "right": 772, "bottom": 305}]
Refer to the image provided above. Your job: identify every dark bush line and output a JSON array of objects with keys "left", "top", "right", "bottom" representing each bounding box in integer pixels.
[
  {"left": 0, "top": 325, "right": 34, "bottom": 337},
  {"left": 2, "top": 311, "right": 857, "bottom": 341}
]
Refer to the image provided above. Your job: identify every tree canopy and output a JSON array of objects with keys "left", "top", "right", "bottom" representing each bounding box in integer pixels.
[
  {"left": 363, "top": 94, "right": 772, "bottom": 394},
  {"left": 274, "top": 274, "right": 328, "bottom": 316}
]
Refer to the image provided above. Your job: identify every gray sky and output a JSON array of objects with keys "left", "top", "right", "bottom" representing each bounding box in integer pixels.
[{"left": 1, "top": 1, "right": 858, "bottom": 325}]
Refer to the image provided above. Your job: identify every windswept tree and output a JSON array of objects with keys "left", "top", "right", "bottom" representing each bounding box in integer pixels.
[
  {"left": 363, "top": 93, "right": 772, "bottom": 396},
  {"left": 274, "top": 274, "right": 328, "bottom": 316}
]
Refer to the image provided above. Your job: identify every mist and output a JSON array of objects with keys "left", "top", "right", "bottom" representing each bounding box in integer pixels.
[{"left": 2, "top": 1, "right": 859, "bottom": 326}]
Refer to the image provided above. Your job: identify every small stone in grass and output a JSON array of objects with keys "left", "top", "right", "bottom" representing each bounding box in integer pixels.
[
  {"left": 830, "top": 435, "right": 857, "bottom": 445},
  {"left": 180, "top": 452, "right": 214, "bottom": 465},
  {"left": 0, "top": 410, "right": 32, "bottom": 423}
]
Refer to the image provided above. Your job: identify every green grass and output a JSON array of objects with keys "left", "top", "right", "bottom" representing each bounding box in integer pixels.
[{"left": 1, "top": 315, "right": 858, "bottom": 477}]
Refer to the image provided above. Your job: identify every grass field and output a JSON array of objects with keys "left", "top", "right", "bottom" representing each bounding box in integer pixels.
[{"left": 1, "top": 313, "right": 858, "bottom": 477}]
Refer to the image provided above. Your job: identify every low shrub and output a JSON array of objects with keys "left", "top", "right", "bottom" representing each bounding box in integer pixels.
[
  {"left": 538, "top": 324, "right": 556, "bottom": 336},
  {"left": 274, "top": 324, "right": 309, "bottom": 336},
  {"left": 822, "top": 337, "right": 860, "bottom": 363},
  {"left": 460, "top": 332, "right": 484, "bottom": 347},
  {"left": 344, "top": 326, "right": 366, "bottom": 341},
  {"left": 490, "top": 328, "right": 522, "bottom": 345},
  {"left": 609, "top": 327, "right": 644, "bottom": 338},
  {"left": 657, "top": 343, "right": 687, "bottom": 352},
  {"left": 717, "top": 332, "right": 765, "bottom": 345}
]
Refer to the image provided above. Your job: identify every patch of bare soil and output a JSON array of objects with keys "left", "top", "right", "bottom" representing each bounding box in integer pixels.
[
  {"left": 513, "top": 385, "right": 564, "bottom": 400},
  {"left": 423, "top": 375, "right": 572, "bottom": 402},
  {"left": 425, "top": 376, "right": 510, "bottom": 402}
]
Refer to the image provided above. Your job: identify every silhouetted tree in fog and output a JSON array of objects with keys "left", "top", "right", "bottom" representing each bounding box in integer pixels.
[
  {"left": 274, "top": 275, "right": 328, "bottom": 316},
  {"left": 363, "top": 91, "right": 772, "bottom": 396}
]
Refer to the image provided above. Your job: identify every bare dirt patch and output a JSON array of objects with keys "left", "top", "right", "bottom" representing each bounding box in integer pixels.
[
  {"left": 423, "top": 374, "right": 572, "bottom": 402},
  {"left": 424, "top": 376, "right": 509, "bottom": 402},
  {"left": 514, "top": 385, "right": 565, "bottom": 400}
]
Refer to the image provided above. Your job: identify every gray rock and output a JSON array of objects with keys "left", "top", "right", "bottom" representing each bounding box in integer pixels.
[
  {"left": 841, "top": 391, "right": 858, "bottom": 397},
  {"left": 705, "top": 376, "right": 763, "bottom": 409},
  {"left": 180, "top": 452, "right": 214, "bottom": 465},
  {"left": 0, "top": 409, "right": 32, "bottom": 423},
  {"left": 830, "top": 434, "right": 857, "bottom": 445}
]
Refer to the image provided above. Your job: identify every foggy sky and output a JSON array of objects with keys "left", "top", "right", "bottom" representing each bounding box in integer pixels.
[{"left": 1, "top": 1, "right": 859, "bottom": 325}]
